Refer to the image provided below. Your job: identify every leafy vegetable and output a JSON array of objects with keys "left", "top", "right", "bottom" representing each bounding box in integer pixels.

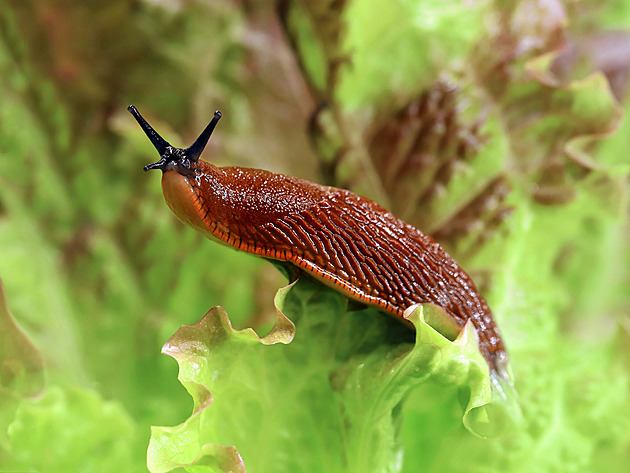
[
  {"left": 148, "top": 277, "right": 518, "bottom": 473},
  {"left": 7, "top": 386, "right": 141, "bottom": 473},
  {"left": 0, "top": 1, "right": 629, "bottom": 472}
]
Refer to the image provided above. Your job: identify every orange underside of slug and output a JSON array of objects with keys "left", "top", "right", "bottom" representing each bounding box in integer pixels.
[
  {"left": 161, "top": 170, "right": 418, "bottom": 324},
  {"left": 162, "top": 172, "right": 209, "bottom": 236}
]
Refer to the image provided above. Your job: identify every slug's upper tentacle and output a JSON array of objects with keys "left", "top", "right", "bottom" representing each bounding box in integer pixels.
[
  {"left": 128, "top": 105, "right": 171, "bottom": 157},
  {"left": 186, "top": 111, "right": 222, "bottom": 161}
]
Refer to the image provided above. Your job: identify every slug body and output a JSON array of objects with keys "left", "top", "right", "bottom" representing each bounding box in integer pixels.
[{"left": 129, "top": 106, "right": 507, "bottom": 375}]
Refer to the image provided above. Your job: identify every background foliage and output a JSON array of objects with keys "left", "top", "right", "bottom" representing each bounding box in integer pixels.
[{"left": 1, "top": 1, "right": 629, "bottom": 472}]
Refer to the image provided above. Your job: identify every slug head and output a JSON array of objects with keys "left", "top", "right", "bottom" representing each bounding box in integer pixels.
[{"left": 128, "top": 105, "right": 222, "bottom": 175}]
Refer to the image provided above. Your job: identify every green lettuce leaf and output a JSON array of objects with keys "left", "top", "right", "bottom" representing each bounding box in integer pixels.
[
  {"left": 1, "top": 2, "right": 629, "bottom": 473},
  {"left": 340, "top": 0, "right": 487, "bottom": 108},
  {"left": 6, "top": 386, "right": 142, "bottom": 473},
  {"left": 148, "top": 276, "right": 516, "bottom": 473}
]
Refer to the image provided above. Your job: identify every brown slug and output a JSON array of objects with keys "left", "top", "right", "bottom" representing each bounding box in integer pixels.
[{"left": 129, "top": 105, "right": 507, "bottom": 375}]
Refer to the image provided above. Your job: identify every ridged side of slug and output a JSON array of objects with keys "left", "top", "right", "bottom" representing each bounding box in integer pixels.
[{"left": 169, "top": 161, "right": 506, "bottom": 372}]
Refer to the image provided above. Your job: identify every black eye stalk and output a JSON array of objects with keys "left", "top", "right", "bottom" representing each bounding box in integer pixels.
[{"left": 127, "top": 105, "right": 222, "bottom": 174}]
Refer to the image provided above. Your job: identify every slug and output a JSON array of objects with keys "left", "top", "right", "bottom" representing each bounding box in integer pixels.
[{"left": 129, "top": 105, "right": 507, "bottom": 375}]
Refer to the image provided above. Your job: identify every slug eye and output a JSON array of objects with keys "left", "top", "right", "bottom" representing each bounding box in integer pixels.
[{"left": 128, "top": 105, "right": 222, "bottom": 173}]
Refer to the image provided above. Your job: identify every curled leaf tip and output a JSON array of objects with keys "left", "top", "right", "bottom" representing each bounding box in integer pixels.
[{"left": 405, "top": 305, "right": 521, "bottom": 437}]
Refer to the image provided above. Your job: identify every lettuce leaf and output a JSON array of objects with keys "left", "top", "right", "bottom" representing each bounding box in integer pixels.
[
  {"left": 7, "top": 386, "right": 142, "bottom": 473},
  {"left": 1, "top": 1, "right": 629, "bottom": 473},
  {"left": 147, "top": 276, "right": 518, "bottom": 473}
]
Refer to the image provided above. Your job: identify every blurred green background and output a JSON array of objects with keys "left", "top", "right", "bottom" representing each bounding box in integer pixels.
[{"left": 1, "top": 1, "right": 629, "bottom": 472}]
